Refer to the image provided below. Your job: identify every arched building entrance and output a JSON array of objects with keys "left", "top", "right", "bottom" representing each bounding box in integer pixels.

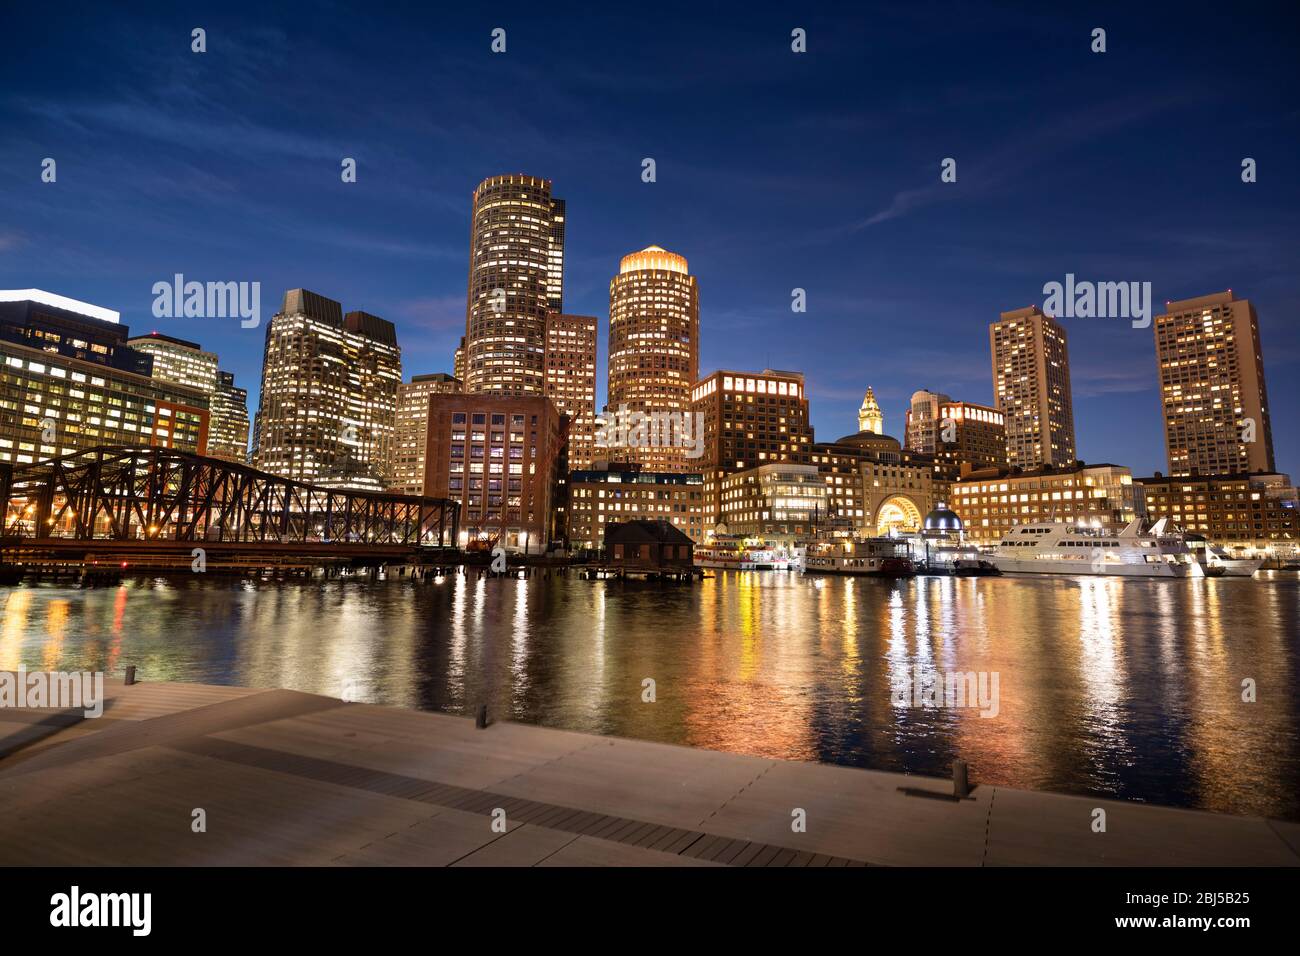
[{"left": 874, "top": 495, "right": 923, "bottom": 535}]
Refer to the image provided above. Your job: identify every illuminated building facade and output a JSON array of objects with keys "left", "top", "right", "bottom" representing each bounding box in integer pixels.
[
  {"left": 128, "top": 332, "right": 250, "bottom": 463},
  {"left": 1135, "top": 472, "right": 1297, "bottom": 555},
  {"left": 0, "top": 292, "right": 208, "bottom": 463},
  {"left": 990, "top": 306, "right": 1076, "bottom": 469},
  {"left": 951, "top": 462, "right": 1136, "bottom": 545},
  {"left": 127, "top": 333, "right": 217, "bottom": 391},
  {"left": 544, "top": 313, "right": 598, "bottom": 469},
  {"left": 566, "top": 462, "right": 705, "bottom": 548},
  {"left": 209, "top": 372, "right": 250, "bottom": 462},
  {"left": 391, "top": 372, "right": 462, "bottom": 494},
  {"left": 463, "top": 174, "right": 565, "bottom": 394},
  {"left": 253, "top": 289, "right": 401, "bottom": 488},
  {"left": 1154, "top": 291, "right": 1274, "bottom": 476},
  {"left": 811, "top": 430, "right": 943, "bottom": 536},
  {"left": 453, "top": 336, "right": 466, "bottom": 384},
  {"left": 719, "top": 463, "right": 828, "bottom": 539},
  {"left": 691, "top": 368, "right": 813, "bottom": 529},
  {"left": 607, "top": 245, "right": 699, "bottom": 471},
  {"left": 423, "top": 393, "right": 567, "bottom": 552},
  {"left": 904, "top": 388, "right": 1007, "bottom": 471}
]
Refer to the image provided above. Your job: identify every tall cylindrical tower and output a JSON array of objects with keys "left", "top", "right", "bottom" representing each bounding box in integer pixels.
[
  {"left": 607, "top": 245, "right": 699, "bottom": 471},
  {"left": 463, "top": 174, "right": 565, "bottom": 394}
]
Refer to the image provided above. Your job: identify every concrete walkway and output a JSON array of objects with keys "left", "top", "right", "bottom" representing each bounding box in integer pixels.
[{"left": 1, "top": 675, "right": 1296, "bottom": 866}]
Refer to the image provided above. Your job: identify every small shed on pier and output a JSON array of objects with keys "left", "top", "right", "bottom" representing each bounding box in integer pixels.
[{"left": 603, "top": 520, "right": 694, "bottom": 571}]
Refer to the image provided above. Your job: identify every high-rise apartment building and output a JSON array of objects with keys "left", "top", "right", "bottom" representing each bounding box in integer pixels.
[
  {"left": 126, "top": 333, "right": 217, "bottom": 391},
  {"left": 252, "top": 289, "right": 401, "bottom": 488},
  {"left": 543, "top": 313, "right": 597, "bottom": 469},
  {"left": 0, "top": 291, "right": 208, "bottom": 463},
  {"left": 990, "top": 306, "right": 1076, "bottom": 469},
  {"left": 127, "top": 332, "right": 250, "bottom": 463},
  {"left": 1154, "top": 291, "right": 1274, "bottom": 476},
  {"left": 904, "top": 388, "right": 1007, "bottom": 472},
  {"left": 423, "top": 393, "right": 567, "bottom": 552},
  {"left": 209, "top": 371, "right": 250, "bottom": 462},
  {"left": 691, "top": 369, "right": 813, "bottom": 529},
  {"left": 607, "top": 246, "right": 700, "bottom": 471},
  {"left": 463, "top": 174, "right": 565, "bottom": 394},
  {"left": 391, "top": 372, "right": 462, "bottom": 495}
]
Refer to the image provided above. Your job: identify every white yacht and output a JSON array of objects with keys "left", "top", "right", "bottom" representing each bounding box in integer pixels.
[
  {"left": 1185, "top": 535, "right": 1263, "bottom": 577},
  {"left": 989, "top": 518, "right": 1204, "bottom": 578}
]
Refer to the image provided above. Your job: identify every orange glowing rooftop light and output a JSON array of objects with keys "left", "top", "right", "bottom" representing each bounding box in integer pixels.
[{"left": 619, "top": 245, "right": 688, "bottom": 275}]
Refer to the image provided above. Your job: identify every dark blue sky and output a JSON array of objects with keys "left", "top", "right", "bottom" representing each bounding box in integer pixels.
[{"left": 2, "top": 2, "right": 1297, "bottom": 476}]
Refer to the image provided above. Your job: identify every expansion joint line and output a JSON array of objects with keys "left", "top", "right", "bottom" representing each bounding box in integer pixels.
[
  {"left": 981, "top": 787, "right": 997, "bottom": 867},
  {"left": 697, "top": 760, "right": 776, "bottom": 829}
]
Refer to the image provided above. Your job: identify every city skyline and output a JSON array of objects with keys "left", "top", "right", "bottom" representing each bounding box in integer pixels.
[{"left": 2, "top": 5, "right": 1297, "bottom": 479}]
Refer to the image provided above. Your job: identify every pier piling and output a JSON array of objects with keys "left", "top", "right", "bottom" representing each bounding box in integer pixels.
[{"left": 953, "top": 759, "right": 969, "bottom": 798}]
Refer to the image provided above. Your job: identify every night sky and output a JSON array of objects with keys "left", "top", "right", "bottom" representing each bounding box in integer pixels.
[{"left": 2, "top": 2, "right": 1297, "bottom": 476}]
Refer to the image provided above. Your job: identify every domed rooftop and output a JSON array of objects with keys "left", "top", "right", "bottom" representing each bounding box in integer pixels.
[
  {"left": 923, "top": 504, "right": 963, "bottom": 533},
  {"left": 832, "top": 430, "right": 901, "bottom": 452}
]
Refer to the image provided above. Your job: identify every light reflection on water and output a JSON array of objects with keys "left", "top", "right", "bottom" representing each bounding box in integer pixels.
[{"left": 2, "top": 571, "right": 1297, "bottom": 820}]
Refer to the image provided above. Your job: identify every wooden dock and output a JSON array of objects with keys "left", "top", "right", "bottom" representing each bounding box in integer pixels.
[{"left": 1, "top": 673, "right": 1296, "bottom": 867}]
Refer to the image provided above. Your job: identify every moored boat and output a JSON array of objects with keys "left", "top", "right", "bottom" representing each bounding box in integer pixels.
[
  {"left": 988, "top": 518, "right": 1204, "bottom": 578},
  {"left": 804, "top": 537, "right": 916, "bottom": 577}
]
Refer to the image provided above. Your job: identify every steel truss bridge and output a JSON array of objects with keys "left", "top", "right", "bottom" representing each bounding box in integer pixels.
[{"left": 0, "top": 446, "right": 460, "bottom": 570}]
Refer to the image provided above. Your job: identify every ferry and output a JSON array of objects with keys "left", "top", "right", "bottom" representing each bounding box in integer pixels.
[
  {"left": 694, "top": 536, "right": 797, "bottom": 571},
  {"left": 804, "top": 537, "right": 916, "bottom": 577},
  {"left": 988, "top": 518, "right": 1204, "bottom": 578}
]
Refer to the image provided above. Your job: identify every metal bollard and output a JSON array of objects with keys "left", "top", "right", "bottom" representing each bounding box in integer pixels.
[
  {"left": 124, "top": 665, "right": 137, "bottom": 686},
  {"left": 953, "top": 759, "right": 969, "bottom": 798},
  {"left": 475, "top": 704, "right": 488, "bottom": 729}
]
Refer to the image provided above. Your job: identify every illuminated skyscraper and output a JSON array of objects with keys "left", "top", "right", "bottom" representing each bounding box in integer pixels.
[
  {"left": 209, "top": 371, "right": 251, "bottom": 463},
  {"left": 463, "top": 174, "right": 565, "bottom": 394},
  {"left": 607, "top": 245, "right": 699, "bottom": 471},
  {"left": 127, "top": 332, "right": 250, "bottom": 463},
  {"left": 253, "top": 289, "right": 400, "bottom": 488},
  {"left": 990, "top": 306, "right": 1076, "bottom": 469},
  {"left": 543, "top": 313, "right": 597, "bottom": 469},
  {"left": 1154, "top": 291, "right": 1274, "bottom": 476}
]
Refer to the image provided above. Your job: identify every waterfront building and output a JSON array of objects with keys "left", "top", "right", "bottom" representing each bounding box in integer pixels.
[
  {"left": 811, "top": 429, "right": 943, "bottom": 536},
  {"left": 690, "top": 368, "right": 813, "bottom": 530},
  {"left": 1135, "top": 471, "right": 1298, "bottom": 555},
  {"left": 1154, "top": 291, "right": 1274, "bottom": 476},
  {"left": 252, "top": 289, "right": 401, "bottom": 489},
  {"left": 463, "top": 174, "right": 565, "bottom": 394},
  {"left": 391, "top": 372, "right": 462, "bottom": 495},
  {"left": 858, "top": 386, "right": 884, "bottom": 434},
  {"left": 718, "top": 463, "right": 828, "bottom": 539},
  {"left": 127, "top": 332, "right": 249, "bottom": 462},
  {"left": 950, "top": 461, "right": 1136, "bottom": 545},
  {"left": 607, "top": 245, "right": 700, "bottom": 471},
  {"left": 990, "top": 306, "right": 1076, "bottom": 468},
  {"left": 566, "top": 462, "right": 705, "bottom": 549},
  {"left": 209, "top": 371, "right": 250, "bottom": 462},
  {"left": 0, "top": 291, "right": 209, "bottom": 463},
  {"left": 603, "top": 519, "right": 694, "bottom": 570},
  {"left": 904, "top": 388, "right": 1007, "bottom": 471},
  {"left": 423, "top": 392, "right": 567, "bottom": 552},
  {"left": 544, "top": 313, "right": 598, "bottom": 470}
]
